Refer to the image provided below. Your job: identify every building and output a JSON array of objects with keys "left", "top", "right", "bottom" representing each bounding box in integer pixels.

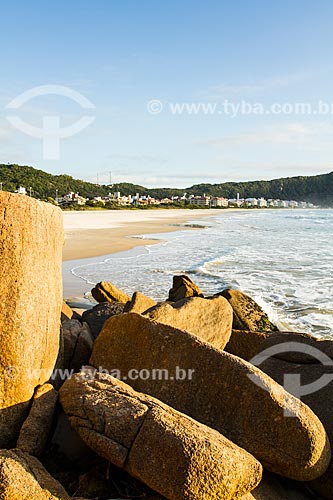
[
  {"left": 210, "top": 197, "right": 228, "bottom": 207},
  {"left": 258, "top": 198, "right": 268, "bottom": 207},
  {"left": 245, "top": 198, "right": 258, "bottom": 207},
  {"left": 15, "top": 186, "right": 27, "bottom": 195},
  {"left": 189, "top": 196, "right": 210, "bottom": 206},
  {"left": 62, "top": 192, "right": 87, "bottom": 205}
]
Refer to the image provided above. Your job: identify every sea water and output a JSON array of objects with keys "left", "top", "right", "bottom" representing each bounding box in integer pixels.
[{"left": 69, "top": 209, "right": 333, "bottom": 338}]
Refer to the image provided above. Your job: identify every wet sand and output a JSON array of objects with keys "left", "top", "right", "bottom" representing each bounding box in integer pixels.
[{"left": 63, "top": 209, "right": 214, "bottom": 261}]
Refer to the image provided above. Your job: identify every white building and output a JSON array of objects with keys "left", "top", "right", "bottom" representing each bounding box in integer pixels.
[
  {"left": 210, "top": 197, "right": 228, "bottom": 207},
  {"left": 258, "top": 198, "right": 268, "bottom": 207},
  {"left": 277, "top": 200, "right": 288, "bottom": 208},
  {"left": 228, "top": 198, "right": 244, "bottom": 207},
  {"left": 245, "top": 198, "right": 258, "bottom": 207},
  {"left": 189, "top": 196, "right": 210, "bottom": 206}
]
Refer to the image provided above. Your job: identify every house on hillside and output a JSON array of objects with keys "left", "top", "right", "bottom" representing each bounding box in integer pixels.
[{"left": 15, "top": 186, "right": 27, "bottom": 195}]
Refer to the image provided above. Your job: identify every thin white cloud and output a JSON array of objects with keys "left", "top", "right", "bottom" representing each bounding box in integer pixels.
[
  {"left": 208, "top": 122, "right": 333, "bottom": 150},
  {"left": 205, "top": 73, "right": 310, "bottom": 99}
]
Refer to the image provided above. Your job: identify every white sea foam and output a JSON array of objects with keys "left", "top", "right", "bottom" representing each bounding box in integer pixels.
[{"left": 70, "top": 209, "right": 333, "bottom": 338}]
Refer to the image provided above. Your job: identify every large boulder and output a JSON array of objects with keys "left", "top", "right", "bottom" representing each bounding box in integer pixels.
[
  {"left": 91, "top": 281, "right": 130, "bottom": 304},
  {"left": 218, "top": 289, "right": 277, "bottom": 332},
  {"left": 241, "top": 473, "right": 312, "bottom": 499},
  {"left": 76, "top": 461, "right": 160, "bottom": 500},
  {"left": 0, "top": 448, "right": 70, "bottom": 499},
  {"left": 61, "top": 319, "right": 94, "bottom": 372},
  {"left": 143, "top": 296, "right": 233, "bottom": 349},
  {"left": 254, "top": 331, "right": 333, "bottom": 499},
  {"left": 82, "top": 301, "right": 125, "bottom": 339},
  {"left": 61, "top": 302, "right": 74, "bottom": 323},
  {"left": 124, "top": 291, "right": 157, "bottom": 314},
  {"left": 257, "top": 330, "right": 333, "bottom": 363},
  {"left": 0, "top": 193, "right": 63, "bottom": 447},
  {"left": 90, "top": 313, "right": 330, "bottom": 481},
  {"left": 60, "top": 368, "right": 262, "bottom": 500},
  {"left": 16, "top": 383, "right": 58, "bottom": 457},
  {"left": 225, "top": 330, "right": 270, "bottom": 361},
  {"left": 168, "top": 275, "right": 204, "bottom": 302}
]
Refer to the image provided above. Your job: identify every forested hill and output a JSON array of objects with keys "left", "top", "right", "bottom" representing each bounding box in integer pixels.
[
  {"left": 187, "top": 172, "right": 333, "bottom": 206},
  {"left": 0, "top": 164, "right": 332, "bottom": 206}
]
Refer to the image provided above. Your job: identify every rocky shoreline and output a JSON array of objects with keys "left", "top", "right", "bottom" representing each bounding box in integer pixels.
[{"left": 1, "top": 193, "right": 333, "bottom": 499}]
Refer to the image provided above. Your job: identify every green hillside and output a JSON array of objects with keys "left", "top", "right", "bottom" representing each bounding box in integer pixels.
[
  {"left": 188, "top": 173, "right": 333, "bottom": 206},
  {"left": 0, "top": 164, "right": 332, "bottom": 206}
]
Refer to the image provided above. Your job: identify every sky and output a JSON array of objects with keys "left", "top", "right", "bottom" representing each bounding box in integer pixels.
[{"left": 1, "top": 0, "right": 333, "bottom": 187}]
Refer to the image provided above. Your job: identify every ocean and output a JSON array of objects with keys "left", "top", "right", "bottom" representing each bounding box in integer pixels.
[{"left": 67, "top": 209, "right": 333, "bottom": 339}]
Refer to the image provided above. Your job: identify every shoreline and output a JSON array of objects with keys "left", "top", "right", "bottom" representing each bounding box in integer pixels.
[
  {"left": 63, "top": 209, "right": 216, "bottom": 261},
  {"left": 62, "top": 208, "right": 218, "bottom": 298}
]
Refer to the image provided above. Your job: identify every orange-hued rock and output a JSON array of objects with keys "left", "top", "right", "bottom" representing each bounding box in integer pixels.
[
  {"left": 90, "top": 313, "right": 331, "bottom": 481},
  {"left": 16, "top": 383, "right": 58, "bottom": 457},
  {"left": 91, "top": 281, "right": 130, "bottom": 304},
  {"left": 168, "top": 275, "right": 204, "bottom": 302},
  {"left": 0, "top": 449, "right": 71, "bottom": 500},
  {"left": 60, "top": 368, "right": 262, "bottom": 500},
  {"left": 61, "top": 301, "right": 73, "bottom": 323},
  {"left": 143, "top": 296, "right": 233, "bottom": 349},
  {"left": 124, "top": 291, "right": 157, "bottom": 314},
  {"left": 225, "top": 329, "right": 270, "bottom": 361},
  {"left": 256, "top": 331, "right": 333, "bottom": 499},
  {"left": 241, "top": 473, "right": 311, "bottom": 499},
  {"left": 219, "top": 289, "right": 277, "bottom": 332},
  {"left": 0, "top": 192, "right": 63, "bottom": 447}
]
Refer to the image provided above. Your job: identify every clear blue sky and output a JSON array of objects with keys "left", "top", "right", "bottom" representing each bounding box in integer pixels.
[{"left": 1, "top": 0, "right": 333, "bottom": 187}]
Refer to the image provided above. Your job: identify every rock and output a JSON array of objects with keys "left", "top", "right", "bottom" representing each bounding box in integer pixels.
[
  {"left": 254, "top": 332, "right": 333, "bottom": 499},
  {"left": 0, "top": 448, "right": 70, "bottom": 499},
  {"left": 77, "top": 461, "right": 159, "bottom": 499},
  {"left": 218, "top": 289, "right": 277, "bottom": 332},
  {"left": 51, "top": 411, "right": 94, "bottom": 466},
  {"left": 61, "top": 302, "right": 73, "bottom": 323},
  {"left": 82, "top": 301, "right": 125, "bottom": 339},
  {"left": 124, "top": 291, "right": 157, "bottom": 314},
  {"left": 90, "top": 313, "right": 331, "bottom": 481},
  {"left": 91, "top": 281, "right": 130, "bottom": 304},
  {"left": 78, "top": 465, "right": 114, "bottom": 499},
  {"left": 60, "top": 368, "right": 262, "bottom": 500},
  {"left": 168, "top": 274, "right": 204, "bottom": 302},
  {"left": 143, "top": 296, "right": 233, "bottom": 349},
  {"left": 62, "top": 319, "right": 93, "bottom": 372},
  {"left": 70, "top": 309, "right": 85, "bottom": 319},
  {"left": 241, "top": 473, "right": 312, "bottom": 499},
  {"left": 258, "top": 330, "right": 333, "bottom": 363},
  {"left": 16, "top": 383, "right": 58, "bottom": 457},
  {"left": 225, "top": 330, "right": 270, "bottom": 361},
  {"left": 0, "top": 193, "right": 63, "bottom": 447}
]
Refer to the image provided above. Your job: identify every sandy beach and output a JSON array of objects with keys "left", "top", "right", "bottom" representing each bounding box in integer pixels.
[{"left": 63, "top": 209, "right": 215, "bottom": 261}]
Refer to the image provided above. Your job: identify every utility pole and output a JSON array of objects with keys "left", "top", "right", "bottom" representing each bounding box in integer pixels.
[
  {"left": 29, "top": 187, "right": 32, "bottom": 197},
  {"left": 0, "top": 182, "right": 2, "bottom": 192},
  {"left": 55, "top": 189, "right": 58, "bottom": 204}
]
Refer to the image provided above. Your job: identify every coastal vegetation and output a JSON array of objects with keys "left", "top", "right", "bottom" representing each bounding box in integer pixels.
[{"left": 1, "top": 164, "right": 332, "bottom": 207}]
